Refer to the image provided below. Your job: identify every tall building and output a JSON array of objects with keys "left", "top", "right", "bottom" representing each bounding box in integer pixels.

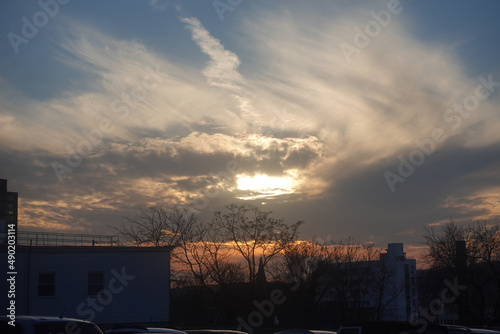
[
  {"left": 0, "top": 179, "right": 18, "bottom": 245},
  {"left": 378, "top": 243, "right": 418, "bottom": 321},
  {"left": 321, "top": 242, "right": 418, "bottom": 323}
]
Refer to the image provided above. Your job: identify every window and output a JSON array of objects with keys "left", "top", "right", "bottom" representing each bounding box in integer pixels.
[
  {"left": 38, "top": 273, "right": 55, "bottom": 296},
  {"left": 87, "top": 272, "right": 104, "bottom": 296}
]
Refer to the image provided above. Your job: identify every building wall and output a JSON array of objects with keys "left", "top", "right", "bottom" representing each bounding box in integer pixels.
[
  {"left": 319, "top": 243, "right": 419, "bottom": 322},
  {"left": 0, "top": 179, "right": 18, "bottom": 246},
  {"left": 379, "top": 243, "right": 418, "bottom": 321},
  {"left": 1, "top": 246, "right": 172, "bottom": 325}
]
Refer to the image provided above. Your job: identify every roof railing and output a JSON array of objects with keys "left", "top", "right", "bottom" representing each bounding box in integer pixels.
[{"left": 17, "top": 231, "right": 119, "bottom": 246}]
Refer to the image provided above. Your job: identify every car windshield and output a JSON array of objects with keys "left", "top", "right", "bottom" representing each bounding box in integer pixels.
[{"left": 35, "top": 322, "right": 103, "bottom": 334}]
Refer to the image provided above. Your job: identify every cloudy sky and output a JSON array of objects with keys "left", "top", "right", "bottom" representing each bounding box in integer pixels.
[{"left": 1, "top": 0, "right": 500, "bottom": 258}]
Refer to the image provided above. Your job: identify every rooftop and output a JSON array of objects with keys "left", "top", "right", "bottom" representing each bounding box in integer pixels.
[{"left": 18, "top": 231, "right": 120, "bottom": 247}]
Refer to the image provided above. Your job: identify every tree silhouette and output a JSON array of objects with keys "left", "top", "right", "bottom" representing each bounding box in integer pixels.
[
  {"left": 421, "top": 219, "right": 500, "bottom": 325},
  {"left": 211, "top": 203, "right": 304, "bottom": 284},
  {"left": 115, "top": 203, "right": 304, "bottom": 327}
]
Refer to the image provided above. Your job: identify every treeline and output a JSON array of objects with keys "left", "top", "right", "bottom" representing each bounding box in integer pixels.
[
  {"left": 114, "top": 205, "right": 500, "bottom": 330},
  {"left": 418, "top": 220, "right": 500, "bottom": 327}
]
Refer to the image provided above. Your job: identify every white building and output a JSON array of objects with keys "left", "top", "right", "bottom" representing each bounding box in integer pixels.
[
  {"left": 1, "top": 244, "right": 173, "bottom": 326},
  {"left": 320, "top": 242, "right": 418, "bottom": 322},
  {"left": 376, "top": 243, "right": 418, "bottom": 321}
]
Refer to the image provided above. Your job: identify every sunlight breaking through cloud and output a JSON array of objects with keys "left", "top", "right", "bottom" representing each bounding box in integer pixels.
[
  {"left": 1, "top": 0, "right": 499, "bottom": 250},
  {"left": 234, "top": 173, "right": 299, "bottom": 200}
]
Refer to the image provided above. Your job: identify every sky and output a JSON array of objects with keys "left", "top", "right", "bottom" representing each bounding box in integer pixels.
[{"left": 1, "top": 0, "right": 500, "bottom": 259}]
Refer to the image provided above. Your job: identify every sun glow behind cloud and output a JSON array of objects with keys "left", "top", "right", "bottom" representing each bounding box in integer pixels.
[
  {"left": 235, "top": 173, "right": 298, "bottom": 200},
  {"left": 1, "top": 0, "right": 500, "bottom": 246}
]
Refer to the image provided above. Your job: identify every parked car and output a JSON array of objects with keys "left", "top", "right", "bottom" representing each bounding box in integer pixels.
[
  {"left": 274, "top": 330, "right": 336, "bottom": 334},
  {"left": 184, "top": 330, "right": 247, "bottom": 334},
  {"left": 0, "top": 315, "right": 103, "bottom": 334},
  {"left": 443, "top": 325, "right": 500, "bottom": 334},
  {"left": 470, "top": 329, "right": 500, "bottom": 334},
  {"left": 336, "top": 321, "right": 449, "bottom": 334},
  {"left": 444, "top": 325, "right": 473, "bottom": 334},
  {"left": 105, "top": 325, "right": 187, "bottom": 334}
]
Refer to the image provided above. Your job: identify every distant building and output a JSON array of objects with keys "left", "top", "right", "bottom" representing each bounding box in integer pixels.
[
  {"left": 1, "top": 242, "right": 173, "bottom": 326},
  {"left": 0, "top": 181, "right": 173, "bottom": 326},
  {"left": 376, "top": 243, "right": 418, "bottom": 321},
  {"left": 0, "top": 179, "right": 18, "bottom": 245},
  {"left": 322, "top": 243, "right": 418, "bottom": 322}
]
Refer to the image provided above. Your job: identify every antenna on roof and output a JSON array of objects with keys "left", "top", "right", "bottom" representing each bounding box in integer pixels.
[{"left": 59, "top": 308, "right": 66, "bottom": 319}]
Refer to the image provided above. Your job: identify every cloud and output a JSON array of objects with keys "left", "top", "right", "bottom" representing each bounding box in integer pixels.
[
  {"left": 180, "top": 16, "right": 263, "bottom": 132},
  {"left": 149, "top": 0, "right": 169, "bottom": 11},
  {"left": 1, "top": 2, "right": 499, "bottom": 249},
  {"left": 181, "top": 17, "right": 245, "bottom": 92}
]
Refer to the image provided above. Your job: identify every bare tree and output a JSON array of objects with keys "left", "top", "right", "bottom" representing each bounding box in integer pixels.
[
  {"left": 470, "top": 220, "right": 500, "bottom": 264},
  {"left": 112, "top": 205, "right": 199, "bottom": 247},
  {"left": 422, "top": 219, "right": 500, "bottom": 269},
  {"left": 270, "top": 236, "right": 384, "bottom": 324},
  {"left": 325, "top": 237, "right": 380, "bottom": 322},
  {"left": 270, "top": 238, "right": 338, "bottom": 326},
  {"left": 469, "top": 220, "right": 500, "bottom": 324},
  {"left": 210, "top": 203, "right": 304, "bottom": 283},
  {"left": 174, "top": 223, "right": 244, "bottom": 287},
  {"left": 422, "top": 220, "right": 473, "bottom": 269},
  {"left": 114, "top": 204, "right": 248, "bottom": 324},
  {"left": 421, "top": 219, "right": 500, "bottom": 325},
  {"left": 370, "top": 257, "right": 405, "bottom": 321},
  {"left": 115, "top": 203, "right": 304, "bottom": 326},
  {"left": 274, "top": 238, "right": 325, "bottom": 285},
  {"left": 115, "top": 203, "right": 302, "bottom": 286}
]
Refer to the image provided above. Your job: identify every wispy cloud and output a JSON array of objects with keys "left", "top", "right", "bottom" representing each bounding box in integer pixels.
[
  {"left": 181, "top": 17, "right": 245, "bottom": 92},
  {"left": 1, "top": 2, "right": 499, "bottom": 244},
  {"left": 149, "top": 0, "right": 169, "bottom": 11},
  {"left": 180, "top": 16, "right": 261, "bottom": 132}
]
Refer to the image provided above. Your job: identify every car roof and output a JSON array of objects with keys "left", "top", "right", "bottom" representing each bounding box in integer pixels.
[
  {"left": 0, "top": 315, "right": 96, "bottom": 324},
  {"left": 339, "top": 322, "right": 447, "bottom": 334},
  {"left": 445, "top": 325, "right": 472, "bottom": 333},
  {"left": 184, "top": 330, "right": 246, "bottom": 334},
  {"left": 274, "top": 330, "right": 336, "bottom": 334},
  {"left": 105, "top": 329, "right": 148, "bottom": 334},
  {"left": 106, "top": 327, "right": 188, "bottom": 334},
  {"left": 146, "top": 328, "right": 187, "bottom": 333}
]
